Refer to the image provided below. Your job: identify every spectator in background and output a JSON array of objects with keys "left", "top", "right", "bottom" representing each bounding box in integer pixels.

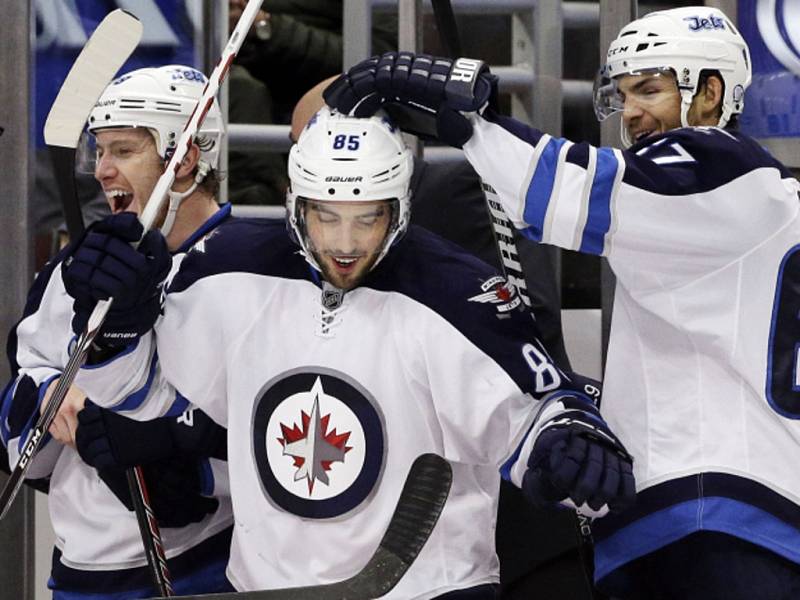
[
  {"left": 230, "top": 0, "right": 397, "bottom": 123},
  {"left": 226, "top": 0, "right": 397, "bottom": 206},
  {"left": 228, "top": 64, "right": 288, "bottom": 206}
]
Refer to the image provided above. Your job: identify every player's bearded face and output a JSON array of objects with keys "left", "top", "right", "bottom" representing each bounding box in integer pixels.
[
  {"left": 303, "top": 199, "right": 393, "bottom": 291},
  {"left": 618, "top": 71, "right": 682, "bottom": 144},
  {"left": 93, "top": 128, "right": 166, "bottom": 223}
]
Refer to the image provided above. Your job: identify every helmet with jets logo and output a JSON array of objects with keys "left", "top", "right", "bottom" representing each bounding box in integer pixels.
[
  {"left": 594, "top": 6, "right": 751, "bottom": 145},
  {"left": 286, "top": 107, "right": 414, "bottom": 271},
  {"left": 87, "top": 64, "right": 223, "bottom": 170}
]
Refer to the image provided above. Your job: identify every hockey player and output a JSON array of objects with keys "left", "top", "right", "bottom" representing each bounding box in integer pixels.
[
  {"left": 1, "top": 65, "right": 236, "bottom": 597},
  {"left": 63, "top": 107, "right": 635, "bottom": 598},
  {"left": 323, "top": 6, "right": 800, "bottom": 599}
]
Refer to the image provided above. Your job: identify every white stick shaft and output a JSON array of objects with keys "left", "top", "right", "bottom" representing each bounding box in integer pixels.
[{"left": 139, "top": 0, "right": 264, "bottom": 233}]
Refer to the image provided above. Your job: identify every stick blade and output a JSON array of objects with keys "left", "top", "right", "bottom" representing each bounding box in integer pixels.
[
  {"left": 151, "top": 454, "right": 452, "bottom": 600},
  {"left": 44, "top": 9, "right": 142, "bottom": 149}
]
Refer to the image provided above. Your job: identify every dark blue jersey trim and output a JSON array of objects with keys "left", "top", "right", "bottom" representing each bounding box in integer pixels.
[
  {"left": 593, "top": 472, "right": 800, "bottom": 541},
  {"left": 199, "top": 458, "right": 214, "bottom": 496},
  {"left": 176, "top": 203, "right": 233, "bottom": 254},
  {"left": 15, "top": 373, "right": 58, "bottom": 455},
  {"left": 594, "top": 497, "right": 800, "bottom": 583},
  {"left": 364, "top": 226, "right": 567, "bottom": 398},
  {"left": 49, "top": 525, "right": 233, "bottom": 594},
  {"left": 167, "top": 219, "right": 308, "bottom": 296},
  {"left": 165, "top": 390, "right": 191, "bottom": 417},
  {"left": 108, "top": 349, "right": 158, "bottom": 412}
]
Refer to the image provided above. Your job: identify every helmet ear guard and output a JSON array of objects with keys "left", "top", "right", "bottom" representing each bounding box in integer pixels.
[
  {"left": 594, "top": 6, "right": 751, "bottom": 146},
  {"left": 286, "top": 107, "right": 414, "bottom": 272}
]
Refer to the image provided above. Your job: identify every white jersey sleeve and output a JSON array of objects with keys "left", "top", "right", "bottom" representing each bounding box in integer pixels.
[
  {"left": 464, "top": 114, "right": 800, "bottom": 290},
  {"left": 3, "top": 255, "right": 75, "bottom": 476}
]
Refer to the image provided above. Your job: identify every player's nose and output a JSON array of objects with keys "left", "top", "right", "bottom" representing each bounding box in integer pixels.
[{"left": 94, "top": 153, "right": 118, "bottom": 180}]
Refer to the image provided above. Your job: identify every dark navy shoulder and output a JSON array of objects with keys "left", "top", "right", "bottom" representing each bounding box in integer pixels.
[
  {"left": 369, "top": 225, "right": 499, "bottom": 301},
  {"left": 168, "top": 217, "right": 309, "bottom": 294},
  {"left": 366, "top": 226, "right": 552, "bottom": 393},
  {"left": 623, "top": 126, "right": 793, "bottom": 196}
]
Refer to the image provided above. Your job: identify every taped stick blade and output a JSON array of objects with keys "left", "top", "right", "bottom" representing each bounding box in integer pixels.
[{"left": 44, "top": 9, "right": 142, "bottom": 149}]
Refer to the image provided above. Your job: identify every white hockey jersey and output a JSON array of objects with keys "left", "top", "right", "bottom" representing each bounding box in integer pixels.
[
  {"left": 463, "top": 112, "right": 800, "bottom": 583},
  {"left": 74, "top": 220, "right": 595, "bottom": 598},
  {"left": 1, "top": 206, "right": 235, "bottom": 592}
]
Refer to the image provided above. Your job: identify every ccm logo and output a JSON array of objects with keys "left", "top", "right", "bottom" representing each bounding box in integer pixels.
[
  {"left": 18, "top": 429, "right": 43, "bottom": 468},
  {"left": 450, "top": 58, "right": 482, "bottom": 82}
]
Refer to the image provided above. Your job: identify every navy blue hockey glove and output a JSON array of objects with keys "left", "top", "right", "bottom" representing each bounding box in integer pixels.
[
  {"left": 324, "top": 51, "right": 497, "bottom": 148},
  {"left": 523, "top": 395, "right": 635, "bottom": 514},
  {"left": 76, "top": 401, "right": 227, "bottom": 470},
  {"left": 96, "top": 459, "right": 219, "bottom": 528},
  {"left": 62, "top": 212, "right": 171, "bottom": 348}
]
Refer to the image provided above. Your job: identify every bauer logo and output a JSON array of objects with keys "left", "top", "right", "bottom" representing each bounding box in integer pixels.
[
  {"left": 251, "top": 368, "right": 385, "bottom": 519},
  {"left": 325, "top": 176, "right": 363, "bottom": 183}
]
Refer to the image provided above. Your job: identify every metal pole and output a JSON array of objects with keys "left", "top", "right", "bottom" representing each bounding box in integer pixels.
[
  {"left": 343, "top": 0, "right": 373, "bottom": 69},
  {"left": 398, "top": 0, "right": 423, "bottom": 156},
  {"left": 598, "top": 0, "right": 637, "bottom": 368},
  {"left": 0, "top": 0, "right": 36, "bottom": 597}
]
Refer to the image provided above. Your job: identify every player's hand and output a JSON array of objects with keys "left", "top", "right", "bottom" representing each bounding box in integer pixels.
[
  {"left": 40, "top": 377, "right": 87, "bottom": 449},
  {"left": 97, "top": 459, "right": 219, "bottom": 528},
  {"left": 76, "top": 402, "right": 174, "bottom": 469},
  {"left": 523, "top": 396, "right": 636, "bottom": 515},
  {"left": 62, "top": 212, "right": 171, "bottom": 347},
  {"left": 324, "top": 51, "right": 497, "bottom": 148}
]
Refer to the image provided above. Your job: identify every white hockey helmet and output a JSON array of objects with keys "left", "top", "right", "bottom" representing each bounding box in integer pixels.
[
  {"left": 286, "top": 107, "right": 414, "bottom": 272},
  {"left": 594, "top": 6, "right": 751, "bottom": 145},
  {"left": 85, "top": 65, "right": 223, "bottom": 235}
]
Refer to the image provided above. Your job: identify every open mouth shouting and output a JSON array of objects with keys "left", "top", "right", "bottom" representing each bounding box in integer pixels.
[{"left": 106, "top": 189, "right": 135, "bottom": 213}]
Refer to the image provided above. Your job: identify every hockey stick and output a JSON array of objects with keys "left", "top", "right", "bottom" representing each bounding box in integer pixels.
[
  {"left": 40, "top": 11, "right": 174, "bottom": 595},
  {"left": 0, "top": 0, "right": 264, "bottom": 520},
  {"left": 153, "top": 453, "right": 452, "bottom": 600},
  {"left": 44, "top": 9, "right": 142, "bottom": 241},
  {"left": 428, "top": 0, "right": 598, "bottom": 589},
  {"left": 0, "top": 9, "right": 142, "bottom": 522}
]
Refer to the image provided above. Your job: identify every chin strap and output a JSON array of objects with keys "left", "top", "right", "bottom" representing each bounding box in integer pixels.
[{"left": 159, "top": 160, "right": 211, "bottom": 237}]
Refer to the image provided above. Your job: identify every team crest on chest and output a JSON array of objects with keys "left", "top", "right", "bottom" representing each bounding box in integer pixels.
[{"left": 251, "top": 368, "right": 385, "bottom": 518}]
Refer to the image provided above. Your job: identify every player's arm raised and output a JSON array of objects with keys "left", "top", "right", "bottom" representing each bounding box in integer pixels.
[{"left": 325, "top": 52, "right": 800, "bottom": 289}]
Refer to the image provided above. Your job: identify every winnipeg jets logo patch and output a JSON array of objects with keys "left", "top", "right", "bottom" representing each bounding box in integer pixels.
[
  {"left": 252, "top": 368, "right": 385, "bottom": 519},
  {"left": 468, "top": 275, "right": 522, "bottom": 315},
  {"left": 278, "top": 378, "right": 352, "bottom": 494}
]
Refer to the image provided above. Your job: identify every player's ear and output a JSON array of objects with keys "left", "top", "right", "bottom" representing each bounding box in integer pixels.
[
  {"left": 175, "top": 143, "right": 202, "bottom": 181},
  {"left": 693, "top": 73, "right": 724, "bottom": 125}
]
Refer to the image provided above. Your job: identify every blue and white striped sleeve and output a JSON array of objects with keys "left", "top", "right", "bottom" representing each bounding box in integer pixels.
[{"left": 464, "top": 112, "right": 625, "bottom": 257}]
